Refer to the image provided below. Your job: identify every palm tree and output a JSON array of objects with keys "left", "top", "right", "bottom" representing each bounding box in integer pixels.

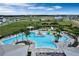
[
  {"left": 24, "top": 29, "right": 30, "bottom": 40},
  {"left": 20, "top": 29, "right": 25, "bottom": 41},
  {"left": 55, "top": 34, "right": 61, "bottom": 43},
  {"left": 54, "top": 29, "right": 61, "bottom": 43},
  {"left": 23, "top": 29, "right": 31, "bottom": 54},
  {"left": 13, "top": 31, "right": 19, "bottom": 43}
]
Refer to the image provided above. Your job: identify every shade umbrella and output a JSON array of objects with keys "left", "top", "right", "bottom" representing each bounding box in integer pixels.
[{"left": 51, "top": 27, "right": 54, "bottom": 30}]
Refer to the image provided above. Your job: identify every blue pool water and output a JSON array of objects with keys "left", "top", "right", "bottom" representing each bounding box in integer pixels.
[{"left": 2, "top": 32, "right": 69, "bottom": 48}]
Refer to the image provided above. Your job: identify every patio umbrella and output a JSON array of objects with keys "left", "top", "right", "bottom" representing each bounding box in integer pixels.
[{"left": 51, "top": 27, "right": 54, "bottom": 30}]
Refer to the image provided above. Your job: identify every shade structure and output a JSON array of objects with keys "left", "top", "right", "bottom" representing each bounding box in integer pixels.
[{"left": 27, "top": 26, "right": 34, "bottom": 29}]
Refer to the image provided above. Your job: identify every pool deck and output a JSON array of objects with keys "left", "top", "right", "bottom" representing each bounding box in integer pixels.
[
  {"left": 30, "top": 48, "right": 64, "bottom": 56},
  {"left": 0, "top": 45, "right": 29, "bottom": 56}
]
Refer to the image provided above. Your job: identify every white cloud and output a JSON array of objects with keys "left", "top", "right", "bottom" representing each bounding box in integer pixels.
[
  {"left": 28, "top": 6, "right": 54, "bottom": 11},
  {"left": 27, "top": 5, "right": 62, "bottom": 11},
  {"left": 28, "top": 6, "right": 45, "bottom": 9},
  {"left": 0, "top": 3, "right": 30, "bottom": 15},
  {"left": 0, "top": 4, "right": 17, "bottom": 15},
  {"left": 0, "top": 3, "right": 63, "bottom": 15},
  {"left": 3, "top": 3, "right": 32, "bottom": 7},
  {"left": 46, "top": 8, "right": 54, "bottom": 11},
  {"left": 0, "top": 7, "right": 14, "bottom": 12},
  {"left": 46, "top": 6, "right": 62, "bottom": 11},
  {"left": 53, "top": 6, "right": 62, "bottom": 9}
]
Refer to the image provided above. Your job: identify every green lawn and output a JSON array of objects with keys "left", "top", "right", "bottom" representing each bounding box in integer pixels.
[
  {"left": 0, "top": 18, "right": 79, "bottom": 38},
  {"left": 0, "top": 20, "right": 41, "bottom": 37}
]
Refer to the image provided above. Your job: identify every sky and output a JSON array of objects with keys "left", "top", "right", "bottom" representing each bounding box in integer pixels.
[{"left": 0, "top": 3, "right": 79, "bottom": 15}]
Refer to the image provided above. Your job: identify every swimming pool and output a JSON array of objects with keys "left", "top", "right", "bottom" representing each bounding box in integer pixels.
[{"left": 2, "top": 32, "right": 70, "bottom": 48}]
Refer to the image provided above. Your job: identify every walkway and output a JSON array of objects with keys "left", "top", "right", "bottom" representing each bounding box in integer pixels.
[{"left": 30, "top": 48, "right": 66, "bottom": 56}]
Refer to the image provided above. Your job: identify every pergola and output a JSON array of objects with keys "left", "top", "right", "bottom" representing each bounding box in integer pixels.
[{"left": 26, "top": 26, "right": 34, "bottom": 30}]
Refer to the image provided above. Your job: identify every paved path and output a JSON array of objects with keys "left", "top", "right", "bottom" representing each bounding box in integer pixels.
[{"left": 30, "top": 48, "right": 64, "bottom": 56}]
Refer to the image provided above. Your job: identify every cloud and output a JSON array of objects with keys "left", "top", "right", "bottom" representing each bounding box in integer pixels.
[
  {"left": 3, "top": 3, "right": 32, "bottom": 7},
  {"left": 0, "top": 3, "right": 29, "bottom": 15},
  {"left": 0, "top": 5, "right": 16, "bottom": 15},
  {"left": 0, "top": 3, "right": 63, "bottom": 15},
  {"left": 0, "top": 4, "right": 27, "bottom": 15},
  {"left": 27, "top": 6, "right": 54, "bottom": 11},
  {"left": 28, "top": 6, "right": 45, "bottom": 9},
  {"left": 0, "top": 10, "right": 16, "bottom": 15},
  {"left": 53, "top": 6, "right": 62, "bottom": 9},
  {"left": 27, "top": 5, "right": 62, "bottom": 11},
  {"left": 46, "top": 6, "right": 62, "bottom": 11},
  {"left": 46, "top": 8, "right": 54, "bottom": 11},
  {"left": 0, "top": 7, "right": 13, "bottom": 12}
]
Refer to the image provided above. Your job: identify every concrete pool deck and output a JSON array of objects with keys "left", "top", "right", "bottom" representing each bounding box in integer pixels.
[
  {"left": 0, "top": 45, "right": 29, "bottom": 56},
  {"left": 0, "top": 45, "right": 79, "bottom": 56},
  {"left": 30, "top": 47, "right": 79, "bottom": 56},
  {"left": 30, "top": 48, "right": 63, "bottom": 56}
]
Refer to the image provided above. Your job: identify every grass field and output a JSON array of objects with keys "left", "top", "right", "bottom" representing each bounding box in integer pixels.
[{"left": 0, "top": 18, "right": 79, "bottom": 38}]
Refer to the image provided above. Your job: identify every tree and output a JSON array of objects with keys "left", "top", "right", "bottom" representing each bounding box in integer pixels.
[
  {"left": 56, "top": 28, "right": 61, "bottom": 34},
  {"left": 13, "top": 31, "right": 20, "bottom": 42},
  {"left": 20, "top": 29, "right": 25, "bottom": 41},
  {"left": 23, "top": 29, "right": 31, "bottom": 53},
  {"left": 55, "top": 34, "right": 61, "bottom": 43},
  {"left": 24, "top": 29, "right": 30, "bottom": 40}
]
